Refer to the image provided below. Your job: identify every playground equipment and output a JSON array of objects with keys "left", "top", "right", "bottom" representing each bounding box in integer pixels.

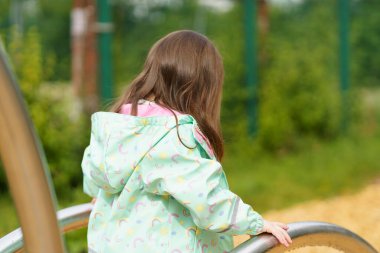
[{"left": 0, "top": 44, "right": 378, "bottom": 253}]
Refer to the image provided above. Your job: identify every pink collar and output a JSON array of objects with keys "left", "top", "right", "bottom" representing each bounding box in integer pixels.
[
  {"left": 120, "top": 100, "right": 182, "bottom": 117},
  {"left": 120, "top": 100, "right": 215, "bottom": 158}
]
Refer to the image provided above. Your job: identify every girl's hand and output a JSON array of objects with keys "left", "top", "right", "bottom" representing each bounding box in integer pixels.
[
  {"left": 91, "top": 198, "right": 97, "bottom": 205},
  {"left": 260, "top": 220, "right": 292, "bottom": 247}
]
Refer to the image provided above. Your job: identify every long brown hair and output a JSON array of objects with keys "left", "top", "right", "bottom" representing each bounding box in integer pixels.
[{"left": 109, "top": 30, "right": 224, "bottom": 161}]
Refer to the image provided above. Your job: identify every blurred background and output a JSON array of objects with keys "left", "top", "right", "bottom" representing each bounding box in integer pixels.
[{"left": 0, "top": 0, "right": 379, "bottom": 252}]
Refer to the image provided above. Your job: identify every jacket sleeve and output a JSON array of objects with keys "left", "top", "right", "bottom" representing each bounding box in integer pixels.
[
  {"left": 82, "top": 146, "right": 101, "bottom": 198},
  {"left": 140, "top": 124, "right": 264, "bottom": 236},
  {"left": 81, "top": 114, "right": 104, "bottom": 198}
]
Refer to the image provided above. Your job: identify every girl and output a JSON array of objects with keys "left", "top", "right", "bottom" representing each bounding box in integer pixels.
[{"left": 81, "top": 30, "right": 292, "bottom": 253}]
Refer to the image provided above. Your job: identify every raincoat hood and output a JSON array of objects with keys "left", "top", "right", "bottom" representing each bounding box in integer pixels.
[{"left": 82, "top": 111, "right": 215, "bottom": 196}]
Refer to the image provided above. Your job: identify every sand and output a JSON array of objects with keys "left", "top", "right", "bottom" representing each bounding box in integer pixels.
[{"left": 233, "top": 182, "right": 380, "bottom": 252}]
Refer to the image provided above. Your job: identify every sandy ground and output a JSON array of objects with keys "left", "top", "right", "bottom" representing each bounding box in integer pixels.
[{"left": 233, "top": 182, "right": 380, "bottom": 252}]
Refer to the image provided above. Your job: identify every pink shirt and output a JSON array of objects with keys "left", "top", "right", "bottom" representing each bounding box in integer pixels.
[
  {"left": 120, "top": 100, "right": 182, "bottom": 117},
  {"left": 119, "top": 99, "right": 215, "bottom": 157}
]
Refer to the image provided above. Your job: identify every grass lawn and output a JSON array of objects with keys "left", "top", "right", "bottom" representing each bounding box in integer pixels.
[{"left": 223, "top": 132, "right": 380, "bottom": 213}]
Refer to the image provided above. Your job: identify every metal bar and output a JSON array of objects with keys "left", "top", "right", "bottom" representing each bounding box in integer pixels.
[
  {"left": 0, "top": 42, "right": 66, "bottom": 253},
  {"left": 231, "top": 221, "right": 378, "bottom": 253},
  {"left": 244, "top": 0, "right": 258, "bottom": 136},
  {"left": 96, "top": 0, "right": 114, "bottom": 107},
  {"left": 2, "top": 213, "right": 377, "bottom": 253},
  {"left": 339, "top": 0, "right": 350, "bottom": 131},
  {"left": 0, "top": 203, "right": 93, "bottom": 253}
]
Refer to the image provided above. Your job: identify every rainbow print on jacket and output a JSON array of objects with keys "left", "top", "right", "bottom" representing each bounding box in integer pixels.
[{"left": 81, "top": 101, "right": 264, "bottom": 253}]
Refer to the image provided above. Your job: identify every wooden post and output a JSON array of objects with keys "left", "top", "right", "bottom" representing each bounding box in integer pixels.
[{"left": 71, "top": 0, "right": 98, "bottom": 113}]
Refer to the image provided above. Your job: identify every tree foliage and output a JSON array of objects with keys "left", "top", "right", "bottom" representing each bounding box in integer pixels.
[
  {"left": 257, "top": 0, "right": 342, "bottom": 149},
  {"left": 0, "top": 27, "right": 89, "bottom": 198},
  {"left": 351, "top": 0, "right": 380, "bottom": 87}
]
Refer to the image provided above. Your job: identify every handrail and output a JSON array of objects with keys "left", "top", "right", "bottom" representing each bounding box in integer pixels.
[
  {"left": 1, "top": 205, "right": 378, "bottom": 253},
  {"left": 0, "top": 203, "right": 93, "bottom": 253},
  {"left": 231, "top": 221, "right": 378, "bottom": 253}
]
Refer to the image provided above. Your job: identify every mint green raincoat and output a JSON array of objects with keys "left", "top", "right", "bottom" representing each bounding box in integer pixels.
[{"left": 81, "top": 112, "right": 264, "bottom": 253}]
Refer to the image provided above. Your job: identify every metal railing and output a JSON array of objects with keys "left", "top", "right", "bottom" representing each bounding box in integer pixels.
[
  {"left": 0, "top": 204, "right": 92, "bottom": 253},
  {"left": 231, "top": 221, "right": 378, "bottom": 253},
  {"left": 0, "top": 205, "right": 378, "bottom": 253}
]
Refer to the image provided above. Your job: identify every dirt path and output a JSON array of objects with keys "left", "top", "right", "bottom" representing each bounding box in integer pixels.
[{"left": 233, "top": 182, "right": 380, "bottom": 252}]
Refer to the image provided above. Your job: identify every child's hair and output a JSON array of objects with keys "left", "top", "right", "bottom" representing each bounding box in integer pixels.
[{"left": 110, "top": 30, "right": 224, "bottom": 160}]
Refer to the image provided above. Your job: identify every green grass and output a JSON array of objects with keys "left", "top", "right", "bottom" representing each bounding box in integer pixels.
[
  {"left": 223, "top": 132, "right": 380, "bottom": 213},
  {"left": 0, "top": 188, "right": 90, "bottom": 252},
  {"left": 0, "top": 194, "right": 19, "bottom": 235}
]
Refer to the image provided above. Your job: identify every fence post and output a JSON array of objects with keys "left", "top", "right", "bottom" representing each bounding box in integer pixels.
[
  {"left": 339, "top": 0, "right": 350, "bottom": 131},
  {"left": 244, "top": 0, "right": 258, "bottom": 136},
  {"left": 96, "top": 0, "right": 114, "bottom": 107}
]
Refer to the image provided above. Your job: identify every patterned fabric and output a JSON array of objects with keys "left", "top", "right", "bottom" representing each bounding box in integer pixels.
[{"left": 81, "top": 104, "right": 264, "bottom": 253}]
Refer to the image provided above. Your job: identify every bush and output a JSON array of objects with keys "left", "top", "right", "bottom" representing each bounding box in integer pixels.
[
  {"left": 0, "top": 27, "right": 89, "bottom": 199},
  {"left": 257, "top": 2, "right": 343, "bottom": 150},
  {"left": 258, "top": 40, "right": 341, "bottom": 150}
]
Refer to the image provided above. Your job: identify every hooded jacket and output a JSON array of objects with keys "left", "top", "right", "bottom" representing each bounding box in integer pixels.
[{"left": 81, "top": 101, "right": 264, "bottom": 253}]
